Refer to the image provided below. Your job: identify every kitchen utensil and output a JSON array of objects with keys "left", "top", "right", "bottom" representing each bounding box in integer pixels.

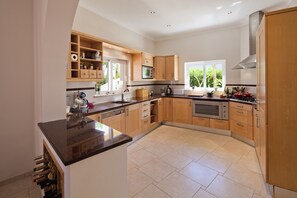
[{"left": 165, "top": 85, "right": 172, "bottom": 95}]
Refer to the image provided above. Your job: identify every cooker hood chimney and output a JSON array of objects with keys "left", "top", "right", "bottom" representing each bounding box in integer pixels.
[{"left": 233, "top": 11, "right": 264, "bottom": 69}]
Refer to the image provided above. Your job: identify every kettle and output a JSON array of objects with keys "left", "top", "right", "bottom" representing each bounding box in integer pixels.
[{"left": 165, "top": 85, "right": 172, "bottom": 95}]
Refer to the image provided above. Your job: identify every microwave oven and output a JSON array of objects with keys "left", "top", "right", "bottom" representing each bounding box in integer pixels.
[
  {"left": 192, "top": 100, "right": 229, "bottom": 120},
  {"left": 142, "top": 66, "right": 153, "bottom": 79}
]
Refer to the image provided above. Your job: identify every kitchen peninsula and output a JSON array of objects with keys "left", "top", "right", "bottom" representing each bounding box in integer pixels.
[{"left": 38, "top": 115, "right": 132, "bottom": 198}]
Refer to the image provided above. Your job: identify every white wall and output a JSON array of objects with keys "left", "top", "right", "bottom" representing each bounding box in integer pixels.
[
  {"left": 155, "top": 28, "right": 242, "bottom": 84},
  {"left": 0, "top": 0, "right": 34, "bottom": 181},
  {"left": 240, "top": 24, "right": 257, "bottom": 85},
  {"left": 73, "top": 6, "right": 155, "bottom": 55}
]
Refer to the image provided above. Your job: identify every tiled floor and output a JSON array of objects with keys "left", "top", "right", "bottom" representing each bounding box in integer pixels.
[
  {"left": 0, "top": 175, "right": 41, "bottom": 198},
  {"left": 128, "top": 125, "right": 272, "bottom": 198},
  {"left": 0, "top": 125, "right": 271, "bottom": 198}
]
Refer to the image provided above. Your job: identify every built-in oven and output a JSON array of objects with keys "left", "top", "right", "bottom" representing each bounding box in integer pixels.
[
  {"left": 192, "top": 100, "right": 229, "bottom": 120},
  {"left": 142, "top": 65, "right": 153, "bottom": 79}
]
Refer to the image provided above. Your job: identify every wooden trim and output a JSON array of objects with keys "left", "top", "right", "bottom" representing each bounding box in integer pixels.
[
  {"left": 43, "top": 141, "right": 64, "bottom": 198},
  {"left": 266, "top": 6, "right": 297, "bottom": 16}
]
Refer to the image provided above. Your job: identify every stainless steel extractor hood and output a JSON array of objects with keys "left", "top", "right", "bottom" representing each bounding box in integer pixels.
[{"left": 233, "top": 11, "right": 264, "bottom": 69}]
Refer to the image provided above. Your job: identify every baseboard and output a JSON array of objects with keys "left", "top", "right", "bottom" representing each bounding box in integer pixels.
[
  {"left": 0, "top": 171, "right": 32, "bottom": 187},
  {"left": 274, "top": 186, "right": 297, "bottom": 198},
  {"left": 231, "top": 132, "right": 255, "bottom": 146}
]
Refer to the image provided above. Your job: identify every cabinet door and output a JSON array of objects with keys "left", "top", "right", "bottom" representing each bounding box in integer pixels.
[
  {"left": 132, "top": 53, "right": 142, "bottom": 81},
  {"left": 193, "top": 117, "right": 210, "bottom": 127},
  {"left": 172, "top": 98, "right": 192, "bottom": 124},
  {"left": 158, "top": 99, "right": 164, "bottom": 122},
  {"left": 102, "top": 113, "right": 125, "bottom": 132},
  {"left": 126, "top": 104, "right": 141, "bottom": 137},
  {"left": 87, "top": 114, "right": 101, "bottom": 122},
  {"left": 142, "top": 52, "right": 153, "bottom": 66},
  {"left": 209, "top": 119, "right": 229, "bottom": 130},
  {"left": 165, "top": 56, "right": 174, "bottom": 80},
  {"left": 163, "top": 98, "right": 173, "bottom": 122},
  {"left": 154, "top": 56, "right": 165, "bottom": 80}
]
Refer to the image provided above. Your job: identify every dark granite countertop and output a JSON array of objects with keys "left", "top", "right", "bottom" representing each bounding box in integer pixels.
[
  {"left": 38, "top": 116, "right": 132, "bottom": 166},
  {"left": 85, "top": 94, "right": 254, "bottom": 116}
]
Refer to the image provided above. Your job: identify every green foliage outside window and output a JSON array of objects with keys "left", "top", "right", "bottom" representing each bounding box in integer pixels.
[{"left": 189, "top": 65, "right": 222, "bottom": 88}]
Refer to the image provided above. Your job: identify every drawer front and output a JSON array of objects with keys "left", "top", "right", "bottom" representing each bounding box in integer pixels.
[
  {"left": 142, "top": 110, "right": 150, "bottom": 119},
  {"left": 192, "top": 117, "right": 210, "bottom": 127},
  {"left": 97, "top": 70, "right": 103, "bottom": 78},
  {"left": 142, "top": 101, "right": 150, "bottom": 108},
  {"left": 230, "top": 108, "right": 252, "bottom": 124},
  {"left": 230, "top": 120, "right": 253, "bottom": 139},
  {"left": 230, "top": 102, "right": 253, "bottom": 111},
  {"left": 210, "top": 119, "right": 229, "bottom": 130},
  {"left": 80, "top": 69, "right": 89, "bottom": 78},
  {"left": 89, "top": 70, "right": 97, "bottom": 78}
]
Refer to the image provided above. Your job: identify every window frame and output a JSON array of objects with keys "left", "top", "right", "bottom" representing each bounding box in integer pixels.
[
  {"left": 100, "top": 58, "right": 127, "bottom": 94},
  {"left": 184, "top": 60, "right": 226, "bottom": 91}
]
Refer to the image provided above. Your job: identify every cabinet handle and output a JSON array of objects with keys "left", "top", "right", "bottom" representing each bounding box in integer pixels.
[
  {"left": 236, "top": 123, "right": 244, "bottom": 127},
  {"left": 256, "top": 117, "right": 259, "bottom": 128},
  {"left": 236, "top": 110, "right": 244, "bottom": 114},
  {"left": 126, "top": 110, "right": 129, "bottom": 117},
  {"left": 143, "top": 109, "right": 148, "bottom": 112}
]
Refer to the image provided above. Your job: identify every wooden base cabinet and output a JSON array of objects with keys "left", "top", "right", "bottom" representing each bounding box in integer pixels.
[
  {"left": 172, "top": 98, "right": 192, "bottom": 124},
  {"left": 210, "top": 119, "right": 229, "bottom": 130},
  {"left": 163, "top": 98, "right": 173, "bottom": 122},
  {"left": 125, "top": 104, "right": 141, "bottom": 137},
  {"left": 192, "top": 117, "right": 210, "bottom": 127},
  {"left": 230, "top": 102, "right": 253, "bottom": 140},
  {"left": 102, "top": 113, "right": 125, "bottom": 133}
]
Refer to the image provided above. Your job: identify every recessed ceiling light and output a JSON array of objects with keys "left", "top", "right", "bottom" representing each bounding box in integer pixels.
[
  {"left": 216, "top": 6, "right": 223, "bottom": 10},
  {"left": 232, "top": 1, "right": 242, "bottom": 6},
  {"left": 227, "top": 11, "right": 233, "bottom": 15},
  {"left": 166, "top": 24, "right": 172, "bottom": 27},
  {"left": 150, "top": 11, "right": 156, "bottom": 14}
]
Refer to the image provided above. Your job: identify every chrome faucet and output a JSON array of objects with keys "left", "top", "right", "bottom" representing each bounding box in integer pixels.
[{"left": 121, "top": 93, "right": 124, "bottom": 101}]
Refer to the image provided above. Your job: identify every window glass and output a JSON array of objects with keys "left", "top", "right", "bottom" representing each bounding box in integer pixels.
[
  {"left": 185, "top": 60, "right": 225, "bottom": 90},
  {"left": 100, "top": 61, "right": 109, "bottom": 92}
]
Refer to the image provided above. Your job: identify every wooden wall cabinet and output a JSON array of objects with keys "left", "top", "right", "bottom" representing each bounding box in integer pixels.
[
  {"left": 172, "top": 98, "right": 192, "bottom": 124},
  {"left": 258, "top": 8, "right": 297, "bottom": 191},
  {"left": 132, "top": 52, "right": 154, "bottom": 81},
  {"left": 230, "top": 102, "right": 253, "bottom": 140},
  {"left": 154, "top": 55, "right": 178, "bottom": 81},
  {"left": 67, "top": 32, "right": 103, "bottom": 82}
]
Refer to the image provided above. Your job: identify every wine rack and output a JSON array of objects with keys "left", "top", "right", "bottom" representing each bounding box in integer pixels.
[{"left": 33, "top": 142, "right": 64, "bottom": 198}]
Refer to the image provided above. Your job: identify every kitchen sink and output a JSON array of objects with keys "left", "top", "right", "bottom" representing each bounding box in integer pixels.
[{"left": 112, "top": 100, "right": 132, "bottom": 104}]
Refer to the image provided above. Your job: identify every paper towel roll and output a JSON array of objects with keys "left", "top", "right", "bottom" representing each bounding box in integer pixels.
[{"left": 71, "top": 54, "right": 78, "bottom": 61}]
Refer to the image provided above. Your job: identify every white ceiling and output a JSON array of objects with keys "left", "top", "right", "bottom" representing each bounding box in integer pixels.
[{"left": 79, "top": 0, "right": 292, "bottom": 41}]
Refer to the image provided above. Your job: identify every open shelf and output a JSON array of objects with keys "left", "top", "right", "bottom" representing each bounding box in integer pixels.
[
  {"left": 80, "top": 58, "right": 102, "bottom": 62},
  {"left": 80, "top": 46, "right": 102, "bottom": 52}
]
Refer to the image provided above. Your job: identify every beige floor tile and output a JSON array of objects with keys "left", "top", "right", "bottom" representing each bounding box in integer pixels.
[
  {"left": 224, "top": 164, "right": 269, "bottom": 197},
  {"left": 198, "top": 153, "right": 232, "bottom": 174},
  {"left": 133, "top": 184, "right": 171, "bottom": 198},
  {"left": 157, "top": 172, "right": 201, "bottom": 198},
  {"left": 128, "top": 167, "right": 153, "bottom": 197},
  {"left": 186, "top": 138, "right": 219, "bottom": 153},
  {"left": 0, "top": 176, "right": 33, "bottom": 197},
  {"left": 139, "top": 159, "right": 175, "bottom": 182},
  {"left": 252, "top": 193, "right": 265, "bottom": 198},
  {"left": 203, "top": 134, "right": 232, "bottom": 146},
  {"left": 207, "top": 175, "right": 254, "bottom": 198},
  {"left": 128, "top": 149, "right": 157, "bottom": 167},
  {"left": 6, "top": 190, "right": 29, "bottom": 198},
  {"left": 28, "top": 186, "right": 41, "bottom": 198},
  {"left": 136, "top": 137, "right": 157, "bottom": 148},
  {"left": 128, "top": 143, "right": 143, "bottom": 155},
  {"left": 160, "top": 151, "right": 193, "bottom": 170},
  {"left": 143, "top": 142, "right": 173, "bottom": 157},
  {"left": 222, "top": 140, "right": 252, "bottom": 157},
  {"left": 236, "top": 150, "right": 262, "bottom": 174},
  {"left": 180, "top": 162, "right": 218, "bottom": 187},
  {"left": 178, "top": 143, "right": 208, "bottom": 161},
  {"left": 193, "top": 189, "right": 217, "bottom": 198},
  {"left": 211, "top": 147, "right": 241, "bottom": 163},
  {"left": 128, "top": 159, "right": 138, "bottom": 169}
]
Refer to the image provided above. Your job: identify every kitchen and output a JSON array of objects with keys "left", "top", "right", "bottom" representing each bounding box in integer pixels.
[{"left": 1, "top": 0, "right": 297, "bottom": 198}]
